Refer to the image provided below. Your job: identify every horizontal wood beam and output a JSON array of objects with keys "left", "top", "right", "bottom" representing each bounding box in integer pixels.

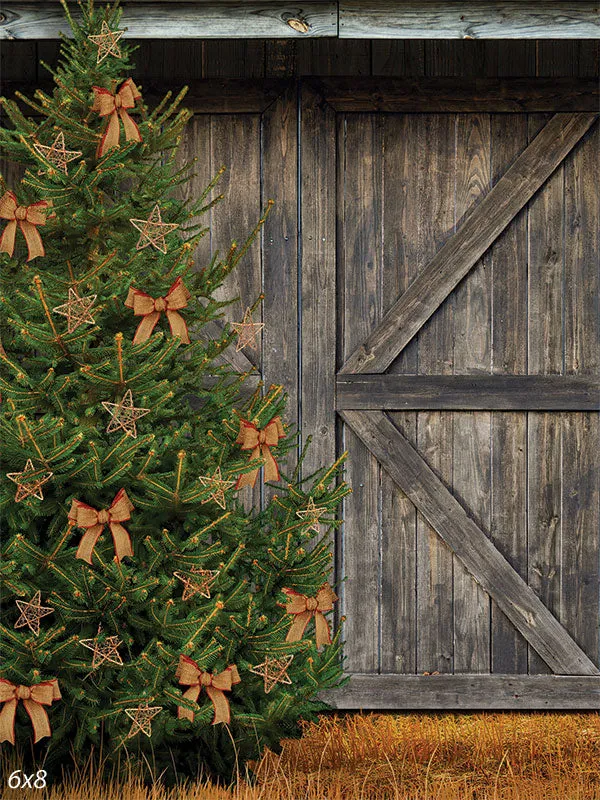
[
  {"left": 321, "top": 674, "right": 600, "bottom": 709},
  {"left": 1, "top": 78, "right": 290, "bottom": 116},
  {"left": 340, "top": 113, "right": 598, "bottom": 376},
  {"left": 339, "top": 1, "right": 600, "bottom": 39},
  {"left": 336, "top": 375, "right": 600, "bottom": 411},
  {"left": 340, "top": 410, "right": 600, "bottom": 676},
  {"left": 312, "top": 77, "right": 600, "bottom": 113},
  {"left": 0, "top": 3, "right": 337, "bottom": 40}
]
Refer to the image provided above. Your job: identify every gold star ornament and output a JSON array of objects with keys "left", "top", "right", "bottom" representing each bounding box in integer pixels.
[
  {"left": 174, "top": 568, "right": 220, "bottom": 601},
  {"left": 7, "top": 459, "right": 53, "bottom": 502},
  {"left": 130, "top": 205, "right": 179, "bottom": 253},
  {"left": 80, "top": 630, "right": 124, "bottom": 668},
  {"left": 124, "top": 702, "right": 162, "bottom": 738},
  {"left": 296, "top": 497, "right": 327, "bottom": 533},
  {"left": 15, "top": 591, "right": 54, "bottom": 636},
  {"left": 231, "top": 307, "right": 264, "bottom": 351},
  {"left": 199, "top": 467, "right": 235, "bottom": 510},
  {"left": 88, "top": 21, "right": 124, "bottom": 64},
  {"left": 102, "top": 389, "right": 150, "bottom": 439},
  {"left": 33, "top": 132, "right": 82, "bottom": 175},
  {"left": 53, "top": 287, "right": 97, "bottom": 333},
  {"left": 250, "top": 655, "right": 294, "bottom": 694}
]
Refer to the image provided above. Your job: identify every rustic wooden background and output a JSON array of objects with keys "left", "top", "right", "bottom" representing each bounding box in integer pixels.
[{"left": 2, "top": 38, "right": 599, "bottom": 707}]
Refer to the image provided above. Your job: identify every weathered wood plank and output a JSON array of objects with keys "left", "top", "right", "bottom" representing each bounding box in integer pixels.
[
  {"left": 562, "top": 120, "right": 600, "bottom": 667},
  {"left": 0, "top": 3, "right": 337, "bottom": 39},
  {"left": 262, "top": 85, "right": 299, "bottom": 494},
  {"left": 380, "top": 114, "right": 418, "bottom": 674},
  {"left": 296, "top": 39, "right": 372, "bottom": 76},
  {"left": 452, "top": 112, "right": 492, "bottom": 674},
  {"left": 321, "top": 674, "right": 600, "bottom": 710},
  {"left": 335, "top": 375, "right": 600, "bottom": 410},
  {"left": 413, "top": 114, "right": 456, "bottom": 675},
  {"left": 489, "top": 113, "right": 529, "bottom": 674},
  {"left": 340, "top": 410, "right": 600, "bottom": 676},
  {"left": 527, "top": 113, "right": 564, "bottom": 675},
  {"left": 311, "top": 77, "right": 599, "bottom": 113},
  {"left": 339, "top": 2, "right": 600, "bottom": 39},
  {"left": 338, "top": 113, "right": 383, "bottom": 673},
  {"left": 371, "top": 41, "right": 425, "bottom": 77},
  {"left": 340, "top": 112, "right": 598, "bottom": 376}
]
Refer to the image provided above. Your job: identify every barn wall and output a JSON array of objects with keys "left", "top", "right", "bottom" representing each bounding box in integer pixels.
[{"left": 2, "top": 39, "right": 599, "bottom": 82}]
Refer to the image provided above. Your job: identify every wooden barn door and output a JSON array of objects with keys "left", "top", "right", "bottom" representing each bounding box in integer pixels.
[{"left": 303, "top": 81, "right": 600, "bottom": 708}]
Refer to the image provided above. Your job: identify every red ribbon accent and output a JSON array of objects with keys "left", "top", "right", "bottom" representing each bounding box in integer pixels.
[
  {"left": 235, "top": 416, "right": 285, "bottom": 489},
  {"left": 68, "top": 489, "right": 134, "bottom": 563},
  {"left": 175, "top": 656, "right": 241, "bottom": 725},
  {"left": 0, "top": 679, "right": 61, "bottom": 744},
  {"left": 0, "top": 191, "right": 51, "bottom": 262},
  {"left": 91, "top": 79, "right": 142, "bottom": 158},
  {"left": 283, "top": 583, "right": 338, "bottom": 648},
  {"left": 124, "top": 277, "right": 191, "bottom": 344}
]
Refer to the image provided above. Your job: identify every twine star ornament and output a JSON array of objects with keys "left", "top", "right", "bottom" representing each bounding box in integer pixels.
[
  {"left": 231, "top": 307, "right": 264, "bottom": 351},
  {"left": 130, "top": 205, "right": 179, "bottom": 253},
  {"left": 33, "top": 132, "right": 82, "bottom": 175},
  {"left": 80, "top": 631, "right": 124, "bottom": 668},
  {"left": 102, "top": 389, "right": 150, "bottom": 439},
  {"left": 296, "top": 497, "right": 327, "bottom": 533},
  {"left": 199, "top": 467, "right": 235, "bottom": 510},
  {"left": 88, "top": 21, "right": 124, "bottom": 64},
  {"left": 7, "top": 459, "right": 53, "bottom": 502},
  {"left": 124, "top": 703, "right": 162, "bottom": 738},
  {"left": 250, "top": 655, "right": 294, "bottom": 694},
  {"left": 15, "top": 591, "right": 54, "bottom": 636},
  {"left": 174, "top": 568, "right": 220, "bottom": 601},
  {"left": 53, "top": 287, "right": 97, "bottom": 333}
]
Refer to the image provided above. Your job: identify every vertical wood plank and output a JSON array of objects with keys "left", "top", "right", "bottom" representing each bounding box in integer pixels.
[
  {"left": 371, "top": 41, "right": 425, "bottom": 76},
  {"left": 339, "top": 112, "right": 383, "bottom": 672},
  {"left": 490, "top": 114, "right": 529, "bottom": 674},
  {"left": 204, "top": 40, "right": 266, "bottom": 78},
  {"left": 297, "top": 39, "right": 371, "bottom": 76},
  {"left": 262, "top": 85, "right": 299, "bottom": 491},
  {"left": 299, "top": 83, "right": 337, "bottom": 537},
  {"left": 527, "top": 112, "right": 564, "bottom": 675},
  {"left": 415, "top": 114, "right": 456, "bottom": 675},
  {"left": 380, "top": 114, "right": 417, "bottom": 674},
  {"left": 562, "top": 121, "right": 600, "bottom": 666},
  {"left": 210, "top": 114, "right": 262, "bottom": 510},
  {"left": 452, "top": 113, "right": 492, "bottom": 674},
  {"left": 265, "top": 41, "right": 298, "bottom": 77}
]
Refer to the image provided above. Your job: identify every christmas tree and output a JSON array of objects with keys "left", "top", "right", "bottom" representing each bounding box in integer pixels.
[{"left": 0, "top": 0, "right": 348, "bottom": 782}]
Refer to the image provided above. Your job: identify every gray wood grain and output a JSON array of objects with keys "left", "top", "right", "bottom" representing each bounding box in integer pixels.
[
  {"left": 380, "top": 114, "right": 418, "bottom": 674},
  {"left": 311, "top": 77, "right": 600, "bottom": 112},
  {"left": 452, "top": 112, "right": 492, "bottom": 674},
  {"left": 527, "top": 113, "right": 564, "bottom": 675},
  {"left": 489, "top": 113, "right": 529, "bottom": 674},
  {"left": 0, "top": 3, "right": 337, "bottom": 39},
  {"left": 340, "top": 410, "right": 600, "bottom": 676},
  {"left": 335, "top": 375, "right": 600, "bottom": 410},
  {"left": 262, "top": 85, "right": 299, "bottom": 494},
  {"left": 321, "top": 674, "right": 600, "bottom": 709},
  {"left": 339, "top": 2, "right": 600, "bottom": 39},
  {"left": 562, "top": 120, "right": 600, "bottom": 667},
  {"left": 413, "top": 114, "right": 456, "bottom": 675},
  {"left": 340, "top": 112, "right": 599, "bottom": 376},
  {"left": 338, "top": 113, "right": 383, "bottom": 673}
]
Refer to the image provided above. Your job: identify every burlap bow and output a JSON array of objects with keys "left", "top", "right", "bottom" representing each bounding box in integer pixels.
[
  {"left": 0, "top": 191, "right": 51, "bottom": 262},
  {"left": 124, "top": 277, "right": 191, "bottom": 344},
  {"left": 283, "top": 583, "right": 338, "bottom": 648},
  {"left": 0, "top": 679, "right": 61, "bottom": 744},
  {"left": 68, "top": 488, "right": 134, "bottom": 564},
  {"left": 91, "top": 78, "right": 142, "bottom": 157},
  {"left": 175, "top": 656, "right": 241, "bottom": 726},
  {"left": 235, "top": 416, "right": 285, "bottom": 489}
]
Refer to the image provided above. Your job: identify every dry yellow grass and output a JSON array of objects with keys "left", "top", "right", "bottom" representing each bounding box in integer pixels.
[{"left": 2, "top": 712, "right": 600, "bottom": 799}]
